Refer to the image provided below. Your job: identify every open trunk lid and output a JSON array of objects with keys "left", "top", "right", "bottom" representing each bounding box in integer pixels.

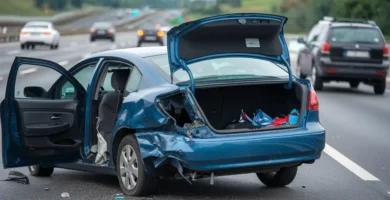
[{"left": 167, "top": 13, "right": 292, "bottom": 92}]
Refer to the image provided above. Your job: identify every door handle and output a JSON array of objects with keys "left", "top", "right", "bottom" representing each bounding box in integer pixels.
[{"left": 51, "top": 115, "right": 60, "bottom": 120}]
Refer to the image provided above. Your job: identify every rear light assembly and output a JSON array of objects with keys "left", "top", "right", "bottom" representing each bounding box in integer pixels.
[
  {"left": 383, "top": 45, "right": 389, "bottom": 60},
  {"left": 321, "top": 42, "right": 331, "bottom": 54},
  {"left": 308, "top": 89, "right": 319, "bottom": 111},
  {"left": 20, "top": 31, "right": 29, "bottom": 35},
  {"left": 157, "top": 31, "right": 164, "bottom": 37},
  {"left": 90, "top": 28, "right": 96, "bottom": 33},
  {"left": 137, "top": 30, "right": 144, "bottom": 36},
  {"left": 376, "top": 71, "right": 387, "bottom": 76},
  {"left": 42, "top": 31, "right": 51, "bottom": 35}
]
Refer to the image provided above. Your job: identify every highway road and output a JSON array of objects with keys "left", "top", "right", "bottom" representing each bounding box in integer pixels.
[{"left": 1, "top": 11, "right": 390, "bottom": 200}]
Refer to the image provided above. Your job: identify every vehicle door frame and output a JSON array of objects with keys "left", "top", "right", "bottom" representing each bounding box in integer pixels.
[{"left": 1, "top": 57, "right": 87, "bottom": 168}]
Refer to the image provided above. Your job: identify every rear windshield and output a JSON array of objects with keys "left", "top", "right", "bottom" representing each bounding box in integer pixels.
[
  {"left": 330, "top": 27, "right": 383, "bottom": 43},
  {"left": 25, "top": 25, "right": 49, "bottom": 29},
  {"left": 147, "top": 54, "right": 288, "bottom": 83},
  {"left": 92, "top": 22, "right": 112, "bottom": 28}
]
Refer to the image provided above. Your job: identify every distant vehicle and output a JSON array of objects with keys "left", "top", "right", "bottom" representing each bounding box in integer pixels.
[
  {"left": 19, "top": 21, "right": 60, "bottom": 50},
  {"left": 136, "top": 26, "right": 164, "bottom": 47},
  {"left": 297, "top": 17, "right": 389, "bottom": 95},
  {"left": 2, "top": 14, "right": 324, "bottom": 197},
  {"left": 90, "top": 22, "right": 116, "bottom": 42}
]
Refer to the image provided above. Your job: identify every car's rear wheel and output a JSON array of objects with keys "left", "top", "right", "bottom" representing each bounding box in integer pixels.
[
  {"left": 31, "top": 45, "right": 35, "bottom": 50},
  {"left": 116, "top": 135, "right": 158, "bottom": 196},
  {"left": 257, "top": 166, "right": 298, "bottom": 187},
  {"left": 90, "top": 38, "right": 95, "bottom": 42},
  {"left": 312, "top": 67, "right": 323, "bottom": 90},
  {"left": 349, "top": 81, "right": 359, "bottom": 89},
  {"left": 374, "top": 79, "right": 386, "bottom": 95},
  {"left": 296, "top": 56, "right": 307, "bottom": 79},
  {"left": 50, "top": 44, "right": 55, "bottom": 50},
  {"left": 28, "top": 165, "right": 54, "bottom": 177},
  {"left": 20, "top": 44, "right": 25, "bottom": 50},
  {"left": 137, "top": 42, "right": 142, "bottom": 47}
]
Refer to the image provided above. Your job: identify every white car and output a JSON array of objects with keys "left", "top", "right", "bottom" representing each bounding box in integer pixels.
[{"left": 19, "top": 21, "right": 60, "bottom": 50}]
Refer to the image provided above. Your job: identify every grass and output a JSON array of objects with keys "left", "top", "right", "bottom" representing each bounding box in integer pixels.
[
  {"left": 0, "top": 0, "right": 55, "bottom": 16},
  {"left": 185, "top": 0, "right": 283, "bottom": 21}
]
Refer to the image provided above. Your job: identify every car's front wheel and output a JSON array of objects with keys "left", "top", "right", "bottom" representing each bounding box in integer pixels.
[
  {"left": 374, "top": 79, "right": 386, "bottom": 95},
  {"left": 257, "top": 166, "right": 298, "bottom": 187},
  {"left": 28, "top": 165, "right": 54, "bottom": 177},
  {"left": 116, "top": 135, "right": 158, "bottom": 196}
]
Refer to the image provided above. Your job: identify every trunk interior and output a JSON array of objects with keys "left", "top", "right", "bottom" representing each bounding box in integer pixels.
[{"left": 194, "top": 83, "right": 304, "bottom": 131}]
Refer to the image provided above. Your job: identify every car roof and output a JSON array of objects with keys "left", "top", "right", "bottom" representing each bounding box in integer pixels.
[
  {"left": 25, "top": 21, "right": 52, "bottom": 26},
  {"left": 318, "top": 20, "right": 378, "bottom": 28}
]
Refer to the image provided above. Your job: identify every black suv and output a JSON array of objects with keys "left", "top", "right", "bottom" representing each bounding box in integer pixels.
[{"left": 297, "top": 17, "right": 389, "bottom": 95}]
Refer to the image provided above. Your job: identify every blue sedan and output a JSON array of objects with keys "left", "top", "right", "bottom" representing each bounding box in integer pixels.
[{"left": 1, "top": 13, "right": 325, "bottom": 196}]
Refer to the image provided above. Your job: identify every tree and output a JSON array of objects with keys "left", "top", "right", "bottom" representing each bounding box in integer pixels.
[
  {"left": 71, "top": 0, "right": 83, "bottom": 8},
  {"left": 34, "top": 0, "right": 45, "bottom": 9},
  {"left": 48, "top": 0, "right": 67, "bottom": 10}
]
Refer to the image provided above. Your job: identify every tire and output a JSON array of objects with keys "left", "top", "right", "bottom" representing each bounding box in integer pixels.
[
  {"left": 312, "top": 66, "right": 323, "bottom": 90},
  {"left": 111, "top": 37, "right": 115, "bottom": 42},
  {"left": 159, "top": 41, "right": 164, "bottom": 46},
  {"left": 55, "top": 44, "right": 59, "bottom": 49},
  {"left": 20, "top": 44, "right": 25, "bottom": 50},
  {"left": 50, "top": 44, "right": 55, "bottom": 50},
  {"left": 31, "top": 45, "right": 35, "bottom": 50},
  {"left": 28, "top": 165, "right": 54, "bottom": 177},
  {"left": 137, "top": 42, "right": 142, "bottom": 47},
  {"left": 257, "top": 166, "right": 298, "bottom": 187},
  {"left": 116, "top": 135, "right": 158, "bottom": 196},
  {"left": 349, "top": 81, "right": 359, "bottom": 89},
  {"left": 296, "top": 56, "right": 307, "bottom": 79},
  {"left": 90, "top": 38, "right": 95, "bottom": 42},
  {"left": 374, "top": 79, "right": 386, "bottom": 95}
]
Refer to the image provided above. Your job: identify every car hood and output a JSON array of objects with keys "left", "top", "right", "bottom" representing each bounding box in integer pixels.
[{"left": 166, "top": 13, "right": 292, "bottom": 92}]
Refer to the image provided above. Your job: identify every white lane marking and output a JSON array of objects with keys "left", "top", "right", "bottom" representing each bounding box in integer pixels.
[
  {"left": 7, "top": 50, "right": 21, "bottom": 55},
  {"left": 324, "top": 143, "right": 380, "bottom": 181},
  {"left": 58, "top": 60, "right": 69, "bottom": 66},
  {"left": 110, "top": 44, "right": 117, "bottom": 50},
  {"left": 82, "top": 53, "right": 92, "bottom": 58},
  {"left": 20, "top": 68, "right": 37, "bottom": 75}
]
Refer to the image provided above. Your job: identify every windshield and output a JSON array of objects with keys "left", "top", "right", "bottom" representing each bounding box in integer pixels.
[
  {"left": 330, "top": 27, "right": 383, "bottom": 43},
  {"left": 148, "top": 54, "right": 288, "bottom": 83}
]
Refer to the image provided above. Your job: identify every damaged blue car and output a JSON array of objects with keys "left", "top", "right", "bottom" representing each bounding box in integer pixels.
[{"left": 1, "top": 13, "right": 325, "bottom": 196}]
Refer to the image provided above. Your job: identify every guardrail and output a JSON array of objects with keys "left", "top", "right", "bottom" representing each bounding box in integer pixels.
[{"left": 0, "top": 10, "right": 159, "bottom": 43}]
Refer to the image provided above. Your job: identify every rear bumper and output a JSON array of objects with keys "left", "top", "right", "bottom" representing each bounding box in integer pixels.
[
  {"left": 136, "top": 121, "right": 325, "bottom": 172},
  {"left": 20, "top": 35, "right": 54, "bottom": 45},
  {"left": 91, "top": 34, "right": 114, "bottom": 39},
  {"left": 318, "top": 57, "right": 389, "bottom": 81},
  {"left": 138, "top": 36, "right": 163, "bottom": 43}
]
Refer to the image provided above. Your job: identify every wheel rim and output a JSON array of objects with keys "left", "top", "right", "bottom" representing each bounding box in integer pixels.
[
  {"left": 311, "top": 67, "right": 317, "bottom": 84},
  {"left": 119, "top": 145, "right": 139, "bottom": 191}
]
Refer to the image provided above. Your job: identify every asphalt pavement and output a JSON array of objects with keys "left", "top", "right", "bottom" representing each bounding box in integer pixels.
[{"left": 1, "top": 11, "right": 390, "bottom": 200}]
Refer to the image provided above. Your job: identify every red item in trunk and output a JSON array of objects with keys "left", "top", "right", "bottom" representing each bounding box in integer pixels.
[{"left": 271, "top": 116, "right": 289, "bottom": 126}]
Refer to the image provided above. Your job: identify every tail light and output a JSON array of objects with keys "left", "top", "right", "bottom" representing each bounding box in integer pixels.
[
  {"left": 137, "top": 30, "right": 144, "bottom": 36},
  {"left": 20, "top": 31, "right": 29, "bottom": 35},
  {"left": 157, "top": 31, "right": 164, "bottom": 37},
  {"left": 308, "top": 89, "right": 319, "bottom": 111},
  {"left": 383, "top": 45, "right": 389, "bottom": 60},
  {"left": 321, "top": 42, "right": 330, "bottom": 54},
  {"left": 42, "top": 31, "right": 51, "bottom": 35},
  {"left": 90, "top": 28, "right": 96, "bottom": 33},
  {"left": 108, "top": 28, "right": 115, "bottom": 34}
]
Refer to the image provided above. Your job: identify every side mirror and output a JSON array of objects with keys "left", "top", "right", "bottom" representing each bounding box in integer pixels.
[
  {"left": 297, "top": 37, "right": 306, "bottom": 44},
  {"left": 24, "top": 86, "right": 46, "bottom": 98}
]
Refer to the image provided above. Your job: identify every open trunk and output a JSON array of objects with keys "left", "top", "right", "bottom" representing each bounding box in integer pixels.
[{"left": 193, "top": 82, "right": 305, "bottom": 132}]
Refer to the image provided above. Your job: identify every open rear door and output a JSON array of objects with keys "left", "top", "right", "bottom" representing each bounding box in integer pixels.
[{"left": 1, "top": 57, "right": 86, "bottom": 168}]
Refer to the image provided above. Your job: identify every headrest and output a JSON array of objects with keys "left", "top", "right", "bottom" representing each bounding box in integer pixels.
[{"left": 111, "top": 69, "right": 130, "bottom": 91}]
